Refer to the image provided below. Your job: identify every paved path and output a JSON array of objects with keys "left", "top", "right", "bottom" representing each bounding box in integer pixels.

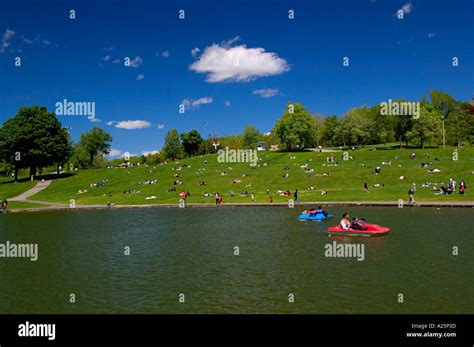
[
  {"left": 10, "top": 181, "right": 104, "bottom": 207},
  {"left": 10, "top": 180, "right": 52, "bottom": 201}
]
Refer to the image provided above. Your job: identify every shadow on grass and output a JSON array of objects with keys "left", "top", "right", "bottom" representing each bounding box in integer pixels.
[{"left": 0, "top": 173, "right": 76, "bottom": 185}]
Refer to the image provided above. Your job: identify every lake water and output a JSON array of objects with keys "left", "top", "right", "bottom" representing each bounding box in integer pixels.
[{"left": 0, "top": 206, "right": 472, "bottom": 313}]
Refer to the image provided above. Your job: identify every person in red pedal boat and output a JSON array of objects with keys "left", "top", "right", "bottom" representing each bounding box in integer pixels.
[
  {"left": 351, "top": 217, "right": 368, "bottom": 230},
  {"left": 340, "top": 213, "right": 351, "bottom": 230}
]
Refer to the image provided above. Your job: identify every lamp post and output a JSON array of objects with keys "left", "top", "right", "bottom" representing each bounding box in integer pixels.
[{"left": 204, "top": 121, "right": 208, "bottom": 155}]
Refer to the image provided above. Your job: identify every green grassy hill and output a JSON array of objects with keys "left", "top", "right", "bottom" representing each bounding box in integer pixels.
[
  {"left": 0, "top": 178, "right": 38, "bottom": 207},
  {"left": 22, "top": 145, "right": 474, "bottom": 206}
]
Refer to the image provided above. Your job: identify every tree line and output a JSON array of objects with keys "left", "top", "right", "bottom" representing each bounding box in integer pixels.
[{"left": 0, "top": 90, "right": 472, "bottom": 180}]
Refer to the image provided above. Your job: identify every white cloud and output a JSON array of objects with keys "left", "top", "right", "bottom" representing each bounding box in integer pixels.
[
  {"left": 106, "top": 121, "right": 116, "bottom": 126},
  {"left": 157, "top": 123, "right": 165, "bottom": 129},
  {"left": 428, "top": 32, "right": 436, "bottom": 39},
  {"left": 191, "top": 47, "right": 200, "bottom": 58},
  {"left": 89, "top": 117, "right": 102, "bottom": 123},
  {"left": 108, "top": 148, "right": 122, "bottom": 157},
  {"left": 181, "top": 97, "right": 214, "bottom": 110},
  {"left": 114, "top": 120, "right": 151, "bottom": 129},
  {"left": 102, "top": 55, "right": 112, "bottom": 62},
  {"left": 121, "top": 152, "right": 137, "bottom": 158},
  {"left": 401, "top": 2, "right": 413, "bottom": 13},
  {"left": 253, "top": 88, "right": 279, "bottom": 98},
  {"left": 221, "top": 36, "right": 240, "bottom": 47},
  {"left": 189, "top": 39, "right": 289, "bottom": 83},
  {"left": 1, "top": 29, "right": 16, "bottom": 53},
  {"left": 225, "top": 100, "right": 231, "bottom": 107},
  {"left": 4, "top": 29, "right": 15, "bottom": 40},
  {"left": 142, "top": 150, "right": 160, "bottom": 156},
  {"left": 21, "top": 35, "right": 33, "bottom": 44},
  {"left": 136, "top": 73, "right": 145, "bottom": 80},
  {"left": 112, "top": 58, "right": 120, "bottom": 64},
  {"left": 129, "top": 56, "right": 143, "bottom": 67},
  {"left": 161, "top": 50, "right": 170, "bottom": 58},
  {"left": 396, "top": 2, "right": 413, "bottom": 15},
  {"left": 264, "top": 131, "right": 271, "bottom": 136}
]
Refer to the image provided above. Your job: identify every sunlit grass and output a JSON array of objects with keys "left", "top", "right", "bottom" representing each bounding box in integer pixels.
[{"left": 26, "top": 145, "right": 474, "bottom": 205}]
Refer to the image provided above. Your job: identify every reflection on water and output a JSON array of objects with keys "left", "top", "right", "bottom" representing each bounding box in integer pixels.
[{"left": 0, "top": 206, "right": 472, "bottom": 313}]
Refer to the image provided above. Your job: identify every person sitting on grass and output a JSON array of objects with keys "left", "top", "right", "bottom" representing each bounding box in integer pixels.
[{"left": 340, "top": 213, "right": 351, "bottom": 230}]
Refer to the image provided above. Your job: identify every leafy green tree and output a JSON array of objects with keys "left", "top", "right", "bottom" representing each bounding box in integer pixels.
[
  {"left": 262, "top": 131, "right": 279, "bottom": 149},
  {"left": 242, "top": 125, "right": 260, "bottom": 149},
  {"left": 163, "top": 129, "right": 183, "bottom": 160},
  {"left": 215, "top": 135, "right": 242, "bottom": 150},
  {"left": 273, "top": 102, "right": 316, "bottom": 151},
  {"left": 320, "top": 115, "right": 340, "bottom": 146},
  {"left": 71, "top": 143, "right": 91, "bottom": 169},
  {"left": 406, "top": 101, "right": 442, "bottom": 148},
  {"left": 428, "top": 90, "right": 462, "bottom": 146},
  {"left": 391, "top": 100, "right": 414, "bottom": 148},
  {"left": 341, "top": 106, "right": 373, "bottom": 146},
  {"left": 180, "top": 129, "right": 203, "bottom": 157},
  {"left": 312, "top": 114, "right": 325, "bottom": 148},
  {"left": 78, "top": 127, "right": 112, "bottom": 167},
  {"left": 0, "top": 106, "right": 73, "bottom": 180}
]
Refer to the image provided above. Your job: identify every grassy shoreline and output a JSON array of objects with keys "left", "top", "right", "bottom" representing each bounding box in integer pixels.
[
  {"left": 5, "top": 200, "right": 474, "bottom": 214},
  {"left": 2, "top": 145, "right": 473, "bottom": 210}
]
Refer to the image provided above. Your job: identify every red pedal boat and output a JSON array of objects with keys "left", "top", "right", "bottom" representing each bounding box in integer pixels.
[{"left": 327, "top": 224, "right": 390, "bottom": 237}]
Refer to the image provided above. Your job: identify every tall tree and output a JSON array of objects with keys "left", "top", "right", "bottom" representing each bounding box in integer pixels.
[
  {"left": 163, "top": 129, "right": 183, "bottom": 160},
  {"left": 0, "top": 106, "right": 73, "bottom": 180},
  {"left": 406, "top": 101, "right": 442, "bottom": 148},
  {"left": 340, "top": 106, "right": 373, "bottom": 147},
  {"left": 78, "top": 127, "right": 112, "bottom": 167},
  {"left": 241, "top": 125, "right": 260, "bottom": 149},
  {"left": 312, "top": 114, "right": 325, "bottom": 148},
  {"left": 320, "top": 115, "right": 340, "bottom": 146},
  {"left": 180, "top": 129, "right": 203, "bottom": 157},
  {"left": 273, "top": 102, "right": 316, "bottom": 151}
]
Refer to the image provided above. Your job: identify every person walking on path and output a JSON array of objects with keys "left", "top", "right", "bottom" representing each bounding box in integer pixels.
[{"left": 294, "top": 189, "right": 298, "bottom": 202}]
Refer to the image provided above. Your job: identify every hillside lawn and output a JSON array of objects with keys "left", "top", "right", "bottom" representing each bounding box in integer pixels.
[{"left": 13, "top": 145, "right": 472, "bottom": 206}]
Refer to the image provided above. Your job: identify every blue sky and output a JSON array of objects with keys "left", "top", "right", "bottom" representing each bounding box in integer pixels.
[{"left": 0, "top": 0, "right": 472, "bottom": 157}]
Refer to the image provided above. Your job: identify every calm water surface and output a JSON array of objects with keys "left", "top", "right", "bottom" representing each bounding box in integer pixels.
[{"left": 0, "top": 206, "right": 472, "bottom": 313}]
